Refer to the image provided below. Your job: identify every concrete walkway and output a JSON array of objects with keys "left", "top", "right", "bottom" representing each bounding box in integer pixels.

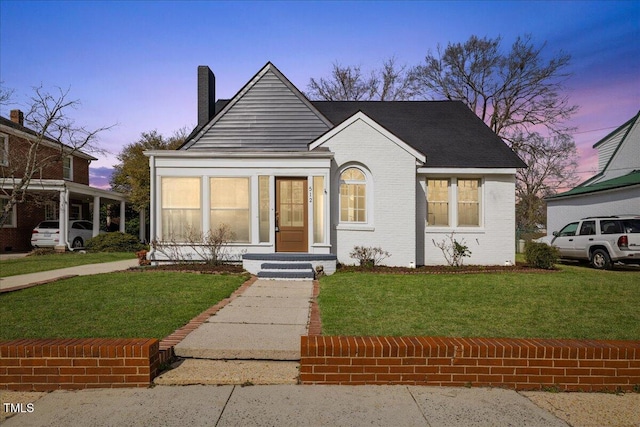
[
  {"left": 0, "top": 259, "right": 139, "bottom": 292},
  {"left": 174, "top": 279, "right": 313, "bottom": 361}
]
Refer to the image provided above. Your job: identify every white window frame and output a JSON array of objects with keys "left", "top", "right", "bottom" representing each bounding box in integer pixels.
[
  {"left": 44, "top": 201, "right": 59, "bottom": 220},
  {"left": 426, "top": 178, "right": 450, "bottom": 227},
  {"left": 425, "top": 177, "right": 483, "bottom": 230},
  {"left": 0, "top": 196, "right": 17, "bottom": 228},
  {"left": 63, "top": 156, "right": 73, "bottom": 181},
  {"left": 0, "top": 133, "right": 8, "bottom": 167},
  {"left": 160, "top": 176, "right": 202, "bottom": 242},
  {"left": 337, "top": 164, "right": 374, "bottom": 231},
  {"left": 209, "top": 177, "right": 251, "bottom": 243}
]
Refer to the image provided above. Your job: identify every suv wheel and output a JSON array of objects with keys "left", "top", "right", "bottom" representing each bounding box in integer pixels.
[{"left": 590, "top": 248, "right": 611, "bottom": 270}]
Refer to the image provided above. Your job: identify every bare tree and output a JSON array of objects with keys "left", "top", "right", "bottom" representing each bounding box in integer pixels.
[
  {"left": 514, "top": 132, "right": 578, "bottom": 229},
  {"left": 411, "top": 34, "right": 580, "bottom": 228},
  {"left": 0, "top": 86, "right": 112, "bottom": 227},
  {"left": 0, "top": 82, "right": 14, "bottom": 106},
  {"left": 412, "top": 35, "right": 578, "bottom": 141},
  {"left": 307, "top": 57, "right": 417, "bottom": 101}
]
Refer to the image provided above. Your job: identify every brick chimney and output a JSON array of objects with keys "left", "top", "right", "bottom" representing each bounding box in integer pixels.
[
  {"left": 197, "top": 66, "right": 216, "bottom": 128},
  {"left": 10, "top": 109, "right": 24, "bottom": 126}
]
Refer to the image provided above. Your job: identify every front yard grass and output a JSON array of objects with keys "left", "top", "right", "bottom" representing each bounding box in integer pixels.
[
  {"left": 0, "top": 252, "right": 136, "bottom": 277},
  {"left": 318, "top": 265, "right": 640, "bottom": 340},
  {"left": 0, "top": 271, "right": 248, "bottom": 340}
]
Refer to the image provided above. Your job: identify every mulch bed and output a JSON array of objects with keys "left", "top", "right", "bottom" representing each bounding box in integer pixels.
[
  {"left": 129, "top": 263, "right": 246, "bottom": 274},
  {"left": 336, "top": 263, "right": 557, "bottom": 274}
]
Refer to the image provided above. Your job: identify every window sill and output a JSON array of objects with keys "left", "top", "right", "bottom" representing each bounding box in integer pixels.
[
  {"left": 336, "top": 224, "right": 375, "bottom": 232},
  {"left": 425, "top": 227, "right": 485, "bottom": 234}
]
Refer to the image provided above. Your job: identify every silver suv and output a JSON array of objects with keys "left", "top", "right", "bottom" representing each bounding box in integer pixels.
[{"left": 551, "top": 215, "right": 640, "bottom": 269}]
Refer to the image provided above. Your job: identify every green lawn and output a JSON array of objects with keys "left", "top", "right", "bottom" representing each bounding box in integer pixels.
[
  {"left": 318, "top": 265, "right": 640, "bottom": 340},
  {"left": 0, "top": 271, "right": 248, "bottom": 340},
  {"left": 0, "top": 252, "right": 136, "bottom": 277}
]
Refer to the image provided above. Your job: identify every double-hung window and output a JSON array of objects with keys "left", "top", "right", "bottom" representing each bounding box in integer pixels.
[
  {"left": 161, "top": 177, "right": 201, "bottom": 241},
  {"left": 210, "top": 177, "right": 250, "bottom": 242},
  {"left": 426, "top": 178, "right": 481, "bottom": 227},
  {"left": 63, "top": 156, "right": 73, "bottom": 180},
  {"left": 0, "top": 133, "right": 8, "bottom": 167},
  {"left": 340, "top": 167, "right": 367, "bottom": 223},
  {"left": 457, "top": 179, "right": 480, "bottom": 226},
  {"left": 427, "top": 179, "right": 450, "bottom": 226}
]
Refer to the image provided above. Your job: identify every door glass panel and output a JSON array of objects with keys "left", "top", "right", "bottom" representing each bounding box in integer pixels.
[
  {"left": 280, "top": 181, "right": 291, "bottom": 203},
  {"left": 292, "top": 204, "right": 304, "bottom": 227}
]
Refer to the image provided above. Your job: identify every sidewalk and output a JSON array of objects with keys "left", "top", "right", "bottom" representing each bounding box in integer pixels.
[
  {"left": 0, "top": 259, "right": 139, "bottom": 292},
  {"left": 2, "top": 384, "right": 571, "bottom": 426}
]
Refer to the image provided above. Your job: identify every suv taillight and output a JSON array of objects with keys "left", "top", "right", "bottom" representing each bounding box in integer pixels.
[
  {"left": 32, "top": 229, "right": 38, "bottom": 234},
  {"left": 618, "top": 235, "right": 628, "bottom": 249}
]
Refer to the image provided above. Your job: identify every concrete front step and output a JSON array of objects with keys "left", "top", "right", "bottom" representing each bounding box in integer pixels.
[
  {"left": 257, "top": 270, "right": 315, "bottom": 279},
  {"left": 257, "top": 262, "right": 315, "bottom": 279},
  {"left": 243, "top": 253, "right": 337, "bottom": 276}
]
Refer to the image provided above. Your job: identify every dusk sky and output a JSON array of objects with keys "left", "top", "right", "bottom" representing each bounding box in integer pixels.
[{"left": 1, "top": 1, "right": 638, "bottom": 189}]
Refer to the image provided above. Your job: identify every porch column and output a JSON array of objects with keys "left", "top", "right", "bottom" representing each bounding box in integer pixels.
[
  {"left": 139, "top": 208, "right": 146, "bottom": 243},
  {"left": 56, "top": 187, "right": 69, "bottom": 251},
  {"left": 92, "top": 195, "right": 101, "bottom": 237},
  {"left": 119, "top": 200, "right": 126, "bottom": 233}
]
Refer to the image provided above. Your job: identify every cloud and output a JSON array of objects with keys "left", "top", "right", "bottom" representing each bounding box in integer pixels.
[{"left": 89, "top": 166, "right": 113, "bottom": 189}]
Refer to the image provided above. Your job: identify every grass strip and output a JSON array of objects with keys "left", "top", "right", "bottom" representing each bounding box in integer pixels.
[
  {"left": 0, "top": 271, "right": 248, "bottom": 340},
  {"left": 318, "top": 265, "right": 640, "bottom": 340}
]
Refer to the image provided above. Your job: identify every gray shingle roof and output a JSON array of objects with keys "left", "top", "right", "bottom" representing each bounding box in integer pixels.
[
  {"left": 312, "top": 101, "right": 526, "bottom": 168},
  {"left": 185, "top": 99, "right": 525, "bottom": 169}
]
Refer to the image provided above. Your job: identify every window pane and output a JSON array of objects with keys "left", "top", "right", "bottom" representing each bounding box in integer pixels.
[
  {"left": 211, "top": 178, "right": 249, "bottom": 209},
  {"left": 162, "top": 177, "right": 201, "bottom": 209},
  {"left": 340, "top": 182, "right": 366, "bottom": 223},
  {"left": 427, "top": 179, "right": 449, "bottom": 226},
  {"left": 457, "top": 179, "right": 480, "bottom": 226},
  {"left": 259, "top": 176, "right": 270, "bottom": 243},
  {"left": 0, "top": 198, "right": 14, "bottom": 227},
  {"left": 342, "top": 168, "right": 365, "bottom": 181},
  {"left": 210, "top": 209, "right": 250, "bottom": 242},
  {"left": 161, "top": 177, "right": 202, "bottom": 240},
  {"left": 210, "top": 177, "right": 250, "bottom": 242},
  {"left": 313, "top": 176, "right": 324, "bottom": 244}
]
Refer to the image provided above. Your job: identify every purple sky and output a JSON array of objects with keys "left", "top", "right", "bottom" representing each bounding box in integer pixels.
[{"left": 1, "top": 1, "right": 638, "bottom": 189}]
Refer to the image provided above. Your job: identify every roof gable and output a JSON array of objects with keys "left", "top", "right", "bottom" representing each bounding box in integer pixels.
[
  {"left": 182, "top": 63, "right": 331, "bottom": 151},
  {"left": 310, "top": 111, "right": 426, "bottom": 163},
  {"left": 580, "top": 110, "right": 640, "bottom": 187}
]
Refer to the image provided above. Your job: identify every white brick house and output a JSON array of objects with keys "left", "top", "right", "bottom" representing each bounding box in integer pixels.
[{"left": 145, "top": 63, "right": 525, "bottom": 276}]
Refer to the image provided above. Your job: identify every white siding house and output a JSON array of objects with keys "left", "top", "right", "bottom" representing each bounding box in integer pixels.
[
  {"left": 546, "top": 111, "right": 640, "bottom": 234},
  {"left": 146, "top": 63, "right": 525, "bottom": 276}
]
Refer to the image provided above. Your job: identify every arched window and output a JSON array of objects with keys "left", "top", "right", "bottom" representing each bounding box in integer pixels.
[{"left": 340, "top": 167, "right": 367, "bottom": 223}]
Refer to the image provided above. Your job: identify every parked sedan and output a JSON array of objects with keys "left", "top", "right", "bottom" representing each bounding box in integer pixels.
[{"left": 31, "top": 220, "right": 97, "bottom": 250}]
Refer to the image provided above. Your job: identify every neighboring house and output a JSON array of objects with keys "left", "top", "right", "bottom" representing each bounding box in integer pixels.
[
  {"left": 546, "top": 111, "right": 640, "bottom": 234},
  {"left": 0, "top": 110, "right": 128, "bottom": 252},
  {"left": 145, "top": 63, "right": 525, "bottom": 274}
]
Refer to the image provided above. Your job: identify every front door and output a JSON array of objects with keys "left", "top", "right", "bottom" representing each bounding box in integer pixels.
[{"left": 276, "top": 177, "right": 308, "bottom": 252}]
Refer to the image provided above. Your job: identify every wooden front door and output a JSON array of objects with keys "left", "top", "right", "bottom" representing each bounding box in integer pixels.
[{"left": 276, "top": 177, "right": 308, "bottom": 252}]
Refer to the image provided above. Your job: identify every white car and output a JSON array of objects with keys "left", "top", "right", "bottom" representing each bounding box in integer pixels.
[
  {"left": 551, "top": 215, "right": 640, "bottom": 269},
  {"left": 31, "top": 220, "right": 98, "bottom": 250}
]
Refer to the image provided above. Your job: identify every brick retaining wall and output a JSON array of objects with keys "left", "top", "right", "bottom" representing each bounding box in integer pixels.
[
  {"left": 300, "top": 336, "right": 640, "bottom": 391},
  {"left": 0, "top": 339, "right": 159, "bottom": 391}
]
